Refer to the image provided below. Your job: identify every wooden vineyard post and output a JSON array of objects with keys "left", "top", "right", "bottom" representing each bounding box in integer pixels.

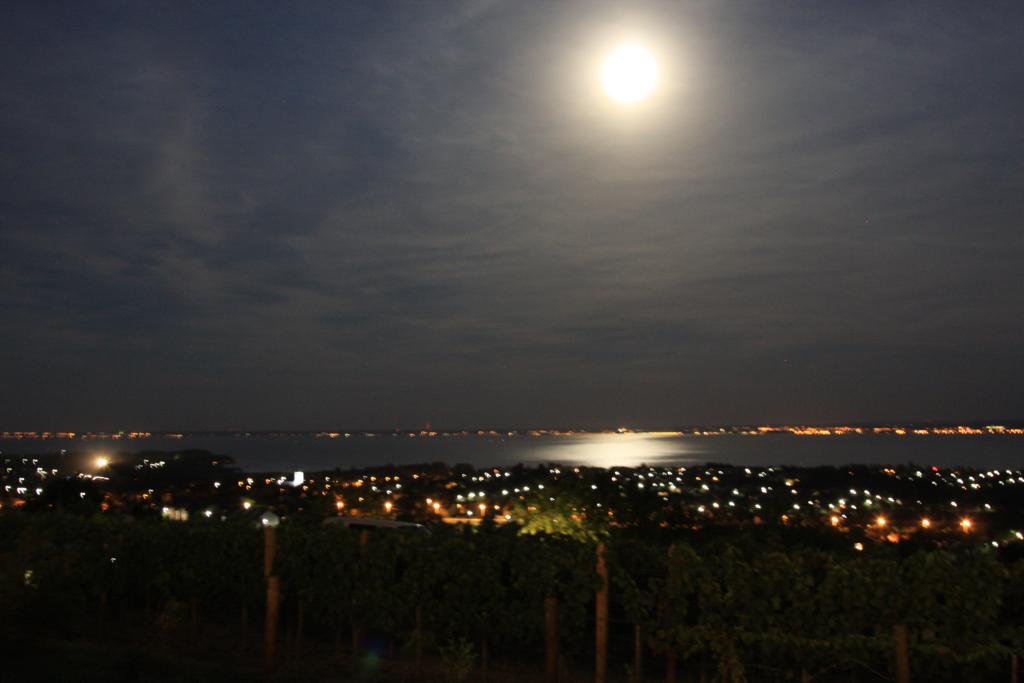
[
  {"left": 893, "top": 623, "right": 910, "bottom": 683},
  {"left": 294, "top": 603, "right": 305, "bottom": 658},
  {"left": 263, "top": 524, "right": 280, "bottom": 673},
  {"left": 1013, "top": 653, "right": 1020, "bottom": 683},
  {"left": 415, "top": 606, "right": 424, "bottom": 680},
  {"left": 545, "top": 595, "right": 560, "bottom": 683},
  {"left": 190, "top": 596, "right": 199, "bottom": 638},
  {"left": 666, "top": 544, "right": 676, "bottom": 683},
  {"left": 633, "top": 624, "right": 643, "bottom": 683},
  {"left": 596, "top": 542, "right": 609, "bottom": 683},
  {"left": 351, "top": 529, "right": 370, "bottom": 665}
]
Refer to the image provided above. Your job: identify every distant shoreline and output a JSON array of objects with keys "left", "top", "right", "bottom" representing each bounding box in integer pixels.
[{"left": 3, "top": 423, "right": 1024, "bottom": 441}]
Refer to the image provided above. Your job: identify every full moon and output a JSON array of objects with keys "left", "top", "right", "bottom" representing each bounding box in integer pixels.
[{"left": 602, "top": 45, "right": 658, "bottom": 103}]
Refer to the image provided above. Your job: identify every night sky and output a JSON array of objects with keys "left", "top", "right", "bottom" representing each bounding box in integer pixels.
[{"left": 2, "top": 2, "right": 1023, "bottom": 430}]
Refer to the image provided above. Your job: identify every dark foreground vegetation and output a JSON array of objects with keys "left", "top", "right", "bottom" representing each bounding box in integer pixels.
[{"left": 2, "top": 511, "right": 1023, "bottom": 683}]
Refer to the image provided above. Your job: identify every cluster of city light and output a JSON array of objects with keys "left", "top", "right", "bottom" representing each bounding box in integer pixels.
[
  {"left": 4, "top": 424, "right": 1024, "bottom": 443},
  {"left": 5, "top": 456, "right": 1024, "bottom": 548}
]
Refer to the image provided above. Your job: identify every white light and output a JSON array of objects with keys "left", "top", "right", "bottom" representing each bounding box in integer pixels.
[{"left": 603, "top": 45, "right": 658, "bottom": 103}]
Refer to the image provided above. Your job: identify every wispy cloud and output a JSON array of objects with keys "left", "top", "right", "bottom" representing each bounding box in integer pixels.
[{"left": 1, "top": 1, "right": 1022, "bottom": 427}]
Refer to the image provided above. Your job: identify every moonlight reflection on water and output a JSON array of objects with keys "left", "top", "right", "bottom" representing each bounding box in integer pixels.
[
  {"left": 5, "top": 433, "right": 1023, "bottom": 471},
  {"left": 527, "top": 433, "right": 704, "bottom": 468}
]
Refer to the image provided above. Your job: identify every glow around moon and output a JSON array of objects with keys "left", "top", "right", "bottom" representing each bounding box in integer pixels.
[{"left": 602, "top": 44, "right": 658, "bottom": 103}]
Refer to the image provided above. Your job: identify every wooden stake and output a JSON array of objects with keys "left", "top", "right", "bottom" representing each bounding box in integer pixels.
[
  {"left": 633, "top": 624, "right": 643, "bottom": 683},
  {"left": 545, "top": 595, "right": 560, "bottom": 683},
  {"left": 415, "top": 606, "right": 424, "bottom": 679},
  {"left": 264, "top": 575, "right": 280, "bottom": 670},
  {"left": 263, "top": 525, "right": 279, "bottom": 673},
  {"left": 351, "top": 625, "right": 362, "bottom": 663},
  {"left": 190, "top": 597, "right": 199, "bottom": 638},
  {"left": 351, "top": 529, "right": 369, "bottom": 665},
  {"left": 595, "top": 542, "right": 609, "bottom": 683},
  {"left": 893, "top": 623, "right": 910, "bottom": 683}
]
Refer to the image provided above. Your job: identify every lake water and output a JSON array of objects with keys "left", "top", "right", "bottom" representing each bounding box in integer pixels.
[{"left": 4, "top": 433, "right": 1024, "bottom": 472}]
